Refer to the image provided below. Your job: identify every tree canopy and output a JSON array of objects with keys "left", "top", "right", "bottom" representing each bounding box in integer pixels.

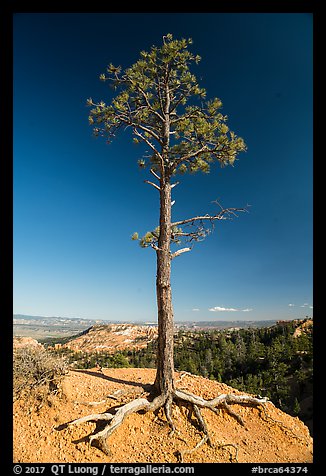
[
  {"left": 87, "top": 33, "right": 246, "bottom": 178},
  {"left": 87, "top": 34, "right": 248, "bottom": 255}
]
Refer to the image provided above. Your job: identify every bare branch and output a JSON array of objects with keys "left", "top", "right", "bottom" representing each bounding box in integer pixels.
[
  {"left": 150, "top": 168, "right": 161, "bottom": 181},
  {"left": 171, "top": 206, "right": 248, "bottom": 228},
  {"left": 171, "top": 181, "right": 179, "bottom": 189},
  {"left": 144, "top": 180, "right": 161, "bottom": 191},
  {"left": 171, "top": 247, "right": 192, "bottom": 259},
  {"left": 172, "top": 230, "right": 207, "bottom": 242},
  {"left": 171, "top": 215, "right": 219, "bottom": 228}
]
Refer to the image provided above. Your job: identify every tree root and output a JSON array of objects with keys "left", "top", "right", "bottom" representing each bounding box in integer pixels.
[
  {"left": 62, "top": 386, "right": 268, "bottom": 459},
  {"left": 177, "top": 434, "right": 209, "bottom": 463},
  {"left": 219, "top": 443, "right": 239, "bottom": 463},
  {"left": 258, "top": 401, "right": 310, "bottom": 443}
]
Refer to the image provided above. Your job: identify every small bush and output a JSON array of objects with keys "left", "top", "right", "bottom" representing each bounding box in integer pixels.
[{"left": 13, "top": 346, "right": 68, "bottom": 402}]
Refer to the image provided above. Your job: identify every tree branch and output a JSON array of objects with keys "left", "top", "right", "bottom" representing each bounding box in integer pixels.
[
  {"left": 150, "top": 168, "right": 161, "bottom": 181},
  {"left": 136, "top": 84, "right": 165, "bottom": 123},
  {"left": 171, "top": 247, "right": 192, "bottom": 259},
  {"left": 171, "top": 206, "right": 247, "bottom": 228},
  {"left": 171, "top": 181, "right": 179, "bottom": 189},
  {"left": 144, "top": 180, "right": 161, "bottom": 191},
  {"left": 133, "top": 129, "right": 164, "bottom": 168},
  {"left": 133, "top": 122, "right": 163, "bottom": 145},
  {"left": 173, "top": 144, "right": 209, "bottom": 168}
]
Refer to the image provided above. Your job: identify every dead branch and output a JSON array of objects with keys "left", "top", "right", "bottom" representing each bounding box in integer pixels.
[
  {"left": 171, "top": 207, "right": 247, "bottom": 229},
  {"left": 150, "top": 168, "right": 161, "bottom": 181},
  {"left": 144, "top": 180, "right": 161, "bottom": 191},
  {"left": 171, "top": 247, "right": 192, "bottom": 259},
  {"left": 171, "top": 181, "right": 179, "bottom": 188}
]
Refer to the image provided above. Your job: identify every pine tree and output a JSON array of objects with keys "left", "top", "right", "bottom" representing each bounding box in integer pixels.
[{"left": 67, "top": 34, "right": 268, "bottom": 456}]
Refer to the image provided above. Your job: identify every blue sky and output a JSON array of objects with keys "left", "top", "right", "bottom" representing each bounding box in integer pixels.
[{"left": 13, "top": 13, "right": 313, "bottom": 321}]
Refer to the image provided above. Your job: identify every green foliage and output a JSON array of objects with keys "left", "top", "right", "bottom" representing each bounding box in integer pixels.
[
  {"left": 58, "top": 349, "right": 131, "bottom": 370},
  {"left": 140, "top": 231, "right": 156, "bottom": 248},
  {"left": 292, "top": 397, "right": 301, "bottom": 415},
  {"left": 172, "top": 323, "right": 313, "bottom": 417},
  {"left": 87, "top": 33, "right": 246, "bottom": 175},
  {"left": 131, "top": 232, "right": 139, "bottom": 241},
  {"left": 52, "top": 320, "right": 312, "bottom": 424}
]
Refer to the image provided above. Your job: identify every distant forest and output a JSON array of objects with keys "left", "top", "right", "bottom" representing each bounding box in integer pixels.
[{"left": 50, "top": 320, "right": 313, "bottom": 430}]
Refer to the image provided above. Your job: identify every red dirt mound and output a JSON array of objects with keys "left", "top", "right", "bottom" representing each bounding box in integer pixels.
[{"left": 13, "top": 368, "right": 313, "bottom": 463}]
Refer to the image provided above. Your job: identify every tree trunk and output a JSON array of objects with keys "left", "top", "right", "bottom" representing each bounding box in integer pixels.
[{"left": 154, "top": 180, "right": 175, "bottom": 395}]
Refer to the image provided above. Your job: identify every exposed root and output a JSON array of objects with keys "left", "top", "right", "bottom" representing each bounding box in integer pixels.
[
  {"left": 61, "top": 386, "right": 269, "bottom": 459},
  {"left": 173, "top": 388, "right": 268, "bottom": 426},
  {"left": 164, "top": 395, "right": 176, "bottom": 435},
  {"left": 219, "top": 443, "right": 239, "bottom": 463},
  {"left": 175, "top": 371, "right": 194, "bottom": 384},
  {"left": 177, "top": 434, "right": 209, "bottom": 463},
  {"left": 67, "top": 412, "right": 114, "bottom": 427},
  {"left": 258, "top": 402, "right": 311, "bottom": 443},
  {"left": 67, "top": 395, "right": 165, "bottom": 455},
  {"left": 221, "top": 401, "right": 245, "bottom": 426},
  {"left": 192, "top": 404, "right": 213, "bottom": 446}
]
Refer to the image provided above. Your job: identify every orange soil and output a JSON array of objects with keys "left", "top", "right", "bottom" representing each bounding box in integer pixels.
[{"left": 13, "top": 368, "right": 313, "bottom": 463}]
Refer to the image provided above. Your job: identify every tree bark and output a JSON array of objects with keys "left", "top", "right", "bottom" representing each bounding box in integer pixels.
[{"left": 154, "top": 180, "right": 175, "bottom": 395}]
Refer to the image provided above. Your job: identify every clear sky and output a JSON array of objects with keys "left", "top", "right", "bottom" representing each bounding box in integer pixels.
[{"left": 13, "top": 12, "right": 313, "bottom": 322}]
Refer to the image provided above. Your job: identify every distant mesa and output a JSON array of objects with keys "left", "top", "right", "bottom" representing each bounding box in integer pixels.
[{"left": 59, "top": 323, "right": 158, "bottom": 354}]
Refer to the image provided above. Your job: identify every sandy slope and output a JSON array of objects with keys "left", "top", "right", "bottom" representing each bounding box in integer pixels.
[{"left": 13, "top": 368, "right": 313, "bottom": 463}]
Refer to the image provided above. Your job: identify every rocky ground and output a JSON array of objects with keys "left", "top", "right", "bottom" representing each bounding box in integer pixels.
[
  {"left": 59, "top": 324, "right": 158, "bottom": 353},
  {"left": 13, "top": 367, "right": 313, "bottom": 463}
]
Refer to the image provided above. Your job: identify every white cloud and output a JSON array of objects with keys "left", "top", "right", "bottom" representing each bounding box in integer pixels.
[
  {"left": 299, "top": 303, "right": 313, "bottom": 309},
  {"left": 288, "top": 304, "right": 295, "bottom": 307},
  {"left": 209, "top": 306, "right": 238, "bottom": 312},
  {"left": 208, "top": 305, "right": 253, "bottom": 312},
  {"left": 192, "top": 308, "right": 200, "bottom": 312}
]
